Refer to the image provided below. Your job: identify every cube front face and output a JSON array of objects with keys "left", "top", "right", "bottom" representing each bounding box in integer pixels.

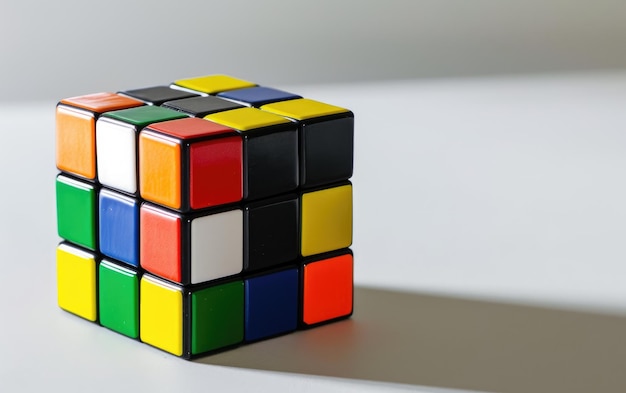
[{"left": 55, "top": 74, "right": 354, "bottom": 359}]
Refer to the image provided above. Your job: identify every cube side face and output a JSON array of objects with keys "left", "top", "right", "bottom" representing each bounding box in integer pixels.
[
  {"left": 56, "top": 243, "right": 97, "bottom": 321},
  {"left": 99, "top": 260, "right": 139, "bottom": 338},
  {"left": 302, "top": 251, "right": 353, "bottom": 326},
  {"left": 244, "top": 268, "right": 298, "bottom": 341},
  {"left": 96, "top": 118, "right": 138, "bottom": 194},
  {"left": 244, "top": 196, "right": 299, "bottom": 272},
  {"left": 301, "top": 183, "right": 353, "bottom": 257},
  {"left": 99, "top": 190, "right": 140, "bottom": 267},
  {"left": 56, "top": 175, "right": 97, "bottom": 250},
  {"left": 140, "top": 275, "right": 184, "bottom": 356},
  {"left": 190, "top": 209, "right": 243, "bottom": 284},
  {"left": 191, "top": 281, "right": 244, "bottom": 355},
  {"left": 139, "top": 132, "right": 182, "bottom": 209},
  {"left": 301, "top": 116, "right": 354, "bottom": 188},
  {"left": 56, "top": 106, "right": 96, "bottom": 179},
  {"left": 140, "top": 205, "right": 182, "bottom": 283},
  {"left": 189, "top": 136, "right": 243, "bottom": 209}
]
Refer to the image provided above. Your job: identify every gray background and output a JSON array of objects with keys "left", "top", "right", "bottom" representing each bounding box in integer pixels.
[{"left": 2, "top": 0, "right": 626, "bottom": 101}]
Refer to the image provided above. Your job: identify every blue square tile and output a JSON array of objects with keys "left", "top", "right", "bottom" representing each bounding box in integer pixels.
[
  {"left": 99, "top": 189, "right": 139, "bottom": 266},
  {"left": 218, "top": 86, "right": 301, "bottom": 107},
  {"left": 244, "top": 268, "right": 299, "bottom": 341}
]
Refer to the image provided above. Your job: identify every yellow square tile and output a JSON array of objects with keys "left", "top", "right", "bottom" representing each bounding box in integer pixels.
[
  {"left": 174, "top": 74, "right": 255, "bottom": 94},
  {"left": 301, "top": 183, "right": 353, "bottom": 256},
  {"left": 205, "top": 107, "right": 290, "bottom": 131},
  {"left": 140, "top": 275, "right": 183, "bottom": 356},
  {"left": 57, "top": 243, "right": 97, "bottom": 321},
  {"left": 261, "top": 98, "right": 349, "bottom": 121}
]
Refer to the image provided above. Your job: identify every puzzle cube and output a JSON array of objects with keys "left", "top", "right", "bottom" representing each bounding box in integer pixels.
[
  {"left": 262, "top": 99, "right": 354, "bottom": 189},
  {"left": 55, "top": 74, "right": 355, "bottom": 359},
  {"left": 138, "top": 117, "right": 243, "bottom": 211},
  {"left": 96, "top": 106, "right": 187, "bottom": 195},
  {"left": 56, "top": 93, "right": 143, "bottom": 180}
]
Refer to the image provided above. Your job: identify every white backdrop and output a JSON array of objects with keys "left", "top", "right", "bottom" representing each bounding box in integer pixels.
[{"left": 2, "top": 0, "right": 626, "bottom": 101}]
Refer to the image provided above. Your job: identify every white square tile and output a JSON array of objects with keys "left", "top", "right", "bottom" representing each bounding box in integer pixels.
[
  {"left": 190, "top": 209, "right": 243, "bottom": 284},
  {"left": 96, "top": 118, "right": 137, "bottom": 193}
]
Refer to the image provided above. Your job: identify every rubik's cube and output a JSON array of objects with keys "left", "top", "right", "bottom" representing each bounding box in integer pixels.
[{"left": 55, "top": 75, "right": 354, "bottom": 358}]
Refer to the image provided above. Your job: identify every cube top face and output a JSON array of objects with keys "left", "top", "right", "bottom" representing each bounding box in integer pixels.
[
  {"left": 101, "top": 105, "right": 188, "bottom": 128},
  {"left": 302, "top": 251, "right": 353, "bottom": 326},
  {"left": 162, "top": 96, "right": 244, "bottom": 118},
  {"left": 261, "top": 98, "right": 350, "bottom": 121},
  {"left": 145, "top": 117, "right": 237, "bottom": 140},
  {"left": 205, "top": 107, "right": 291, "bottom": 132},
  {"left": 217, "top": 86, "right": 301, "bottom": 107},
  {"left": 301, "top": 182, "right": 353, "bottom": 257},
  {"left": 59, "top": 92, "right": 143, "bottom": 114},
  {"left": 120, "top": 86, "right": 200, "bottom": 106},
  {"left": 139, "top": 120, "right": 243, "bottom": 210},
  {"left": 173, "top": 74, "right": 256, "bottom": 95},
  {"left": 56, "top": 243, "right": 97, "bottom": 322},
  {"left": 56, "top": 175, "right": 97, "bottom": 250}
]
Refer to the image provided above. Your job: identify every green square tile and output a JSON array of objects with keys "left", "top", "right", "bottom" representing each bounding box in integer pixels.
[
  {"left": 102, "top": 105, "right": 187, "bottom": 128},
  {"left": 56, "top": 175, "right": 97, "bottom": 250},
  {"left": 191, "top": 281, "right": 244, "bottom": 354},
  {"left": 99, "top": 260, "right": 139, "bottom": 338}
]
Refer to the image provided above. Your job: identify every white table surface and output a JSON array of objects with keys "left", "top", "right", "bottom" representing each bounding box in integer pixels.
[{"left": 3, "top": 71, "right": 626, "bottom": 393}]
